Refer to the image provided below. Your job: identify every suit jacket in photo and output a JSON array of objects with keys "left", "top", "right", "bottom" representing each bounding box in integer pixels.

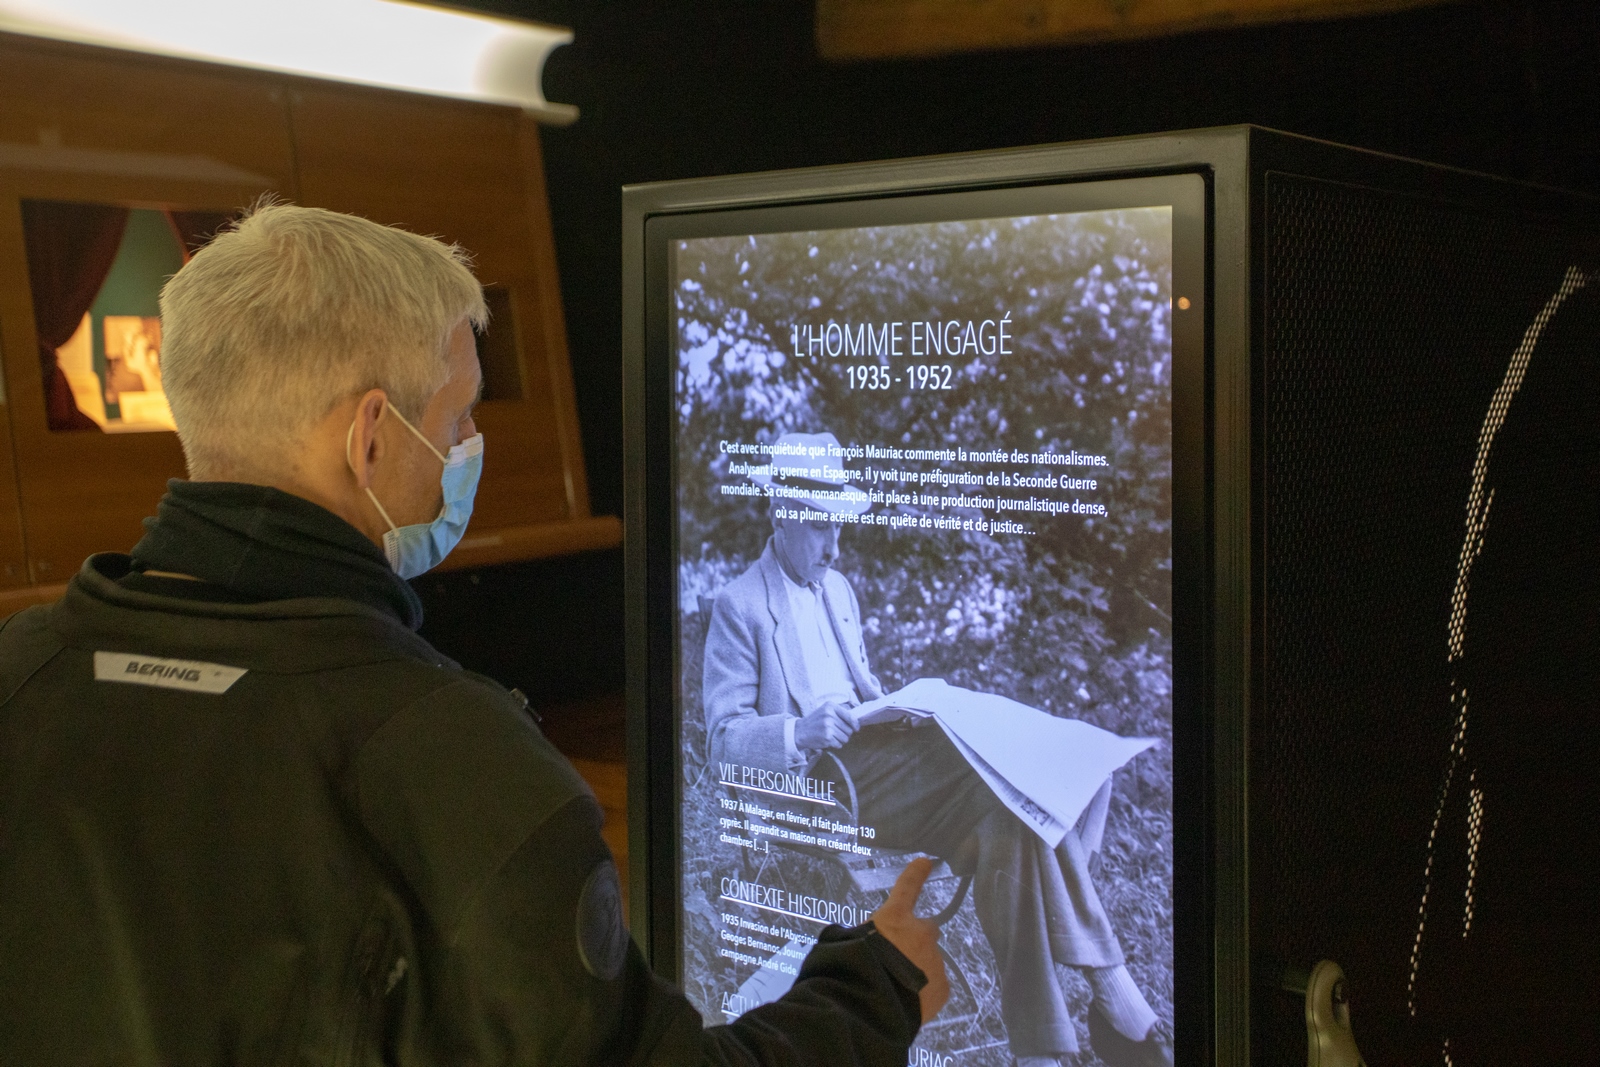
[{"left": 703, "top": 540, "right": 884, "bottom": 772}]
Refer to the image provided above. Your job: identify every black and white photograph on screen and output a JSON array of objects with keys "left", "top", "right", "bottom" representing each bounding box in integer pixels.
[{"left": 673, "top": 209, "right": 1175, "bottom": 1067}]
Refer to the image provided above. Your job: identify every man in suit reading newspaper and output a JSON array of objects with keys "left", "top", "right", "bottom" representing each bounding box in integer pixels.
[{"left": 703, "top": 431, "right": 1171, "bottom": 1067}]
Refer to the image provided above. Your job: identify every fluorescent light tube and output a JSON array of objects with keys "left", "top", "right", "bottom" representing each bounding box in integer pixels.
[{"left": 0, "top": 0, "right": 576, "bottom": 123}]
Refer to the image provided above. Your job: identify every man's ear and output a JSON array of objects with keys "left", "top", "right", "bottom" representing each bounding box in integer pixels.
[{"left": 345, "top": 389, "right": 390, "bottom": 490}]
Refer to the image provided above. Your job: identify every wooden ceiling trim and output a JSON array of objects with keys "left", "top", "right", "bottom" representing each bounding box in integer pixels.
[{"left": 816, "top": 0, "right": 1459, "bottom": 61}]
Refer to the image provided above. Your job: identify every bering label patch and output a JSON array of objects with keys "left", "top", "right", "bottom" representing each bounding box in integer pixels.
[{"left": 93, "top": 651, "right": 247, "bottom": 694}]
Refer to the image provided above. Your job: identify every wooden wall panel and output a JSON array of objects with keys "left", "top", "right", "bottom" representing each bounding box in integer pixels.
[
  {"left": 0, "top": 33, "right": 613, "bottom": 593},
  {"left": 0, "top": 33, "right": 292, "bottom": 586},
  {"left": 0, "top": 196, "right": 27, "bottom": 586},
  {"left": 516, "top": 117, "right": 593, "bottom": 521},
  {"left": 289, "top": 85, "right": 586, "bottom": 537},
  {"left": 0, "top": 33, "right": 299, "bottom": 187}
]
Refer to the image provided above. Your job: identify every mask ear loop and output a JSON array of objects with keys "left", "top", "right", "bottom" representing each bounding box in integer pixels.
[
  {"left": 384, "top": 403, "right": 449, "bottom": 465},
  {"left": 347, "top": 416, "right": 400, "bottom": 534}
]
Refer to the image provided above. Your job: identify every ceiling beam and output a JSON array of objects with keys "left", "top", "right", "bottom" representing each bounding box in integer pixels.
[{"left": 816, "top": 0, "right": 1458, "bottom": 61}]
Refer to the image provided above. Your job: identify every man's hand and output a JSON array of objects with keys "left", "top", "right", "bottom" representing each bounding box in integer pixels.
[
  {"left": 794, "top": 701, "right": 857, "bottom": 751},
  {"left": 871, "top": 856, "right": 949, "bottom": 1023}
]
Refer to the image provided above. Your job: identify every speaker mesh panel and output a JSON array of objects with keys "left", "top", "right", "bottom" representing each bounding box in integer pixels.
[{"left": 1257, "top": 172, "right": 1599, "bottom": 1066}]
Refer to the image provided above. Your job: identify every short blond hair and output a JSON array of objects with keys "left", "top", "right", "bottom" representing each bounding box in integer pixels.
[{"left": 159, "top": 201, "right": 487, "bottom": 479}]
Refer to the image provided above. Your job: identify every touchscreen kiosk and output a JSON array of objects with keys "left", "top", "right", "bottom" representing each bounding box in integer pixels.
[
  {"left": 630, "top": 129, "right": 1600, "bottom": 1066},
  {"left": 632, "top": 171, "right": 1204, "bottom": 1065}
]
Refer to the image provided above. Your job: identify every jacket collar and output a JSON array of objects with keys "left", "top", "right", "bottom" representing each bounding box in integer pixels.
[
  {"left": 130, "top": 479, "right": 424, "bottom": 630},
  {"left": 47, "top": 553, "right": 454, "bottom": 674},
  {"left": 755, "top": 540, "right": 882, "bottom": 709},
  {"left": 757, "top": 542, "right": 816, "bottom": 717}
]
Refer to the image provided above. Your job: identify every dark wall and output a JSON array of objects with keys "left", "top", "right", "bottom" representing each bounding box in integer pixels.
[{"left": 421, "top": 0, "right": 1600, "bottom": 703}]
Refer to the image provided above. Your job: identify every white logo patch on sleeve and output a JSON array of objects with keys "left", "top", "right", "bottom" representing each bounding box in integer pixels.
[{"left": 93, "top": 651, "right": 247, "bottom": 694}]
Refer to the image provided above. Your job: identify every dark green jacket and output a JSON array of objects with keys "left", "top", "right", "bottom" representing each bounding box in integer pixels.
[{"left": 0, "top": 486, "right": 922, "bottom": 1066}]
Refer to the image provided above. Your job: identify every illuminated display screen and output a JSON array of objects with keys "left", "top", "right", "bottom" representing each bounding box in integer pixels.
[{"left": 665, "top": 175, "right": 1200, "bottom": 1064}]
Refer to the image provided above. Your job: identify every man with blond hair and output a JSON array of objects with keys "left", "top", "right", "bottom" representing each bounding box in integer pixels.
[{"left": 0, "top": 202, "right": 943, "bottom": 1065}]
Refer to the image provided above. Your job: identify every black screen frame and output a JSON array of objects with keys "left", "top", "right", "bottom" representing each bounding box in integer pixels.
[{"left": 630, "top": 166, "right": 1210, "bottom": 1050}]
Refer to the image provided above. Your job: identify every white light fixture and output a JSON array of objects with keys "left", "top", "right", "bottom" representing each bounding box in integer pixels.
[{"left": 0, "top": 0, "right": 577, "bottom": 124}]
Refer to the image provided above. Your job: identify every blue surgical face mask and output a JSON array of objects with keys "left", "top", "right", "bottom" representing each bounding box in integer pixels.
[{"left": 347, "top": 404, "right": 483, "bottom": 579}]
